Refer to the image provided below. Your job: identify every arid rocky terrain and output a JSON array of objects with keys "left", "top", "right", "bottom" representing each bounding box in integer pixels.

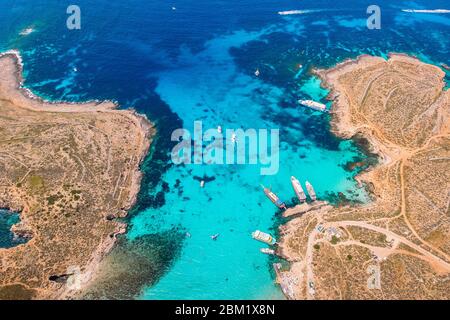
[
  {"left": 0, "top": 52, "right": 153, "bottom": 299},
  {"left": 277, "top": 54, "right": 450, "bottom": 300}
]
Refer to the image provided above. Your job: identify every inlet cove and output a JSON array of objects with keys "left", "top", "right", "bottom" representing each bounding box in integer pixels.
[{"left": 0, "top": 0, "right": 448, "bottom": 300}]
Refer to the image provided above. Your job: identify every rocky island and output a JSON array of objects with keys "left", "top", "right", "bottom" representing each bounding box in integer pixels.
[
  {"left": 0, "top": 52, "right": 154, "bottom": 299},
  {"left": 277, "top": 54, "right": 450, "bottom": 299}
]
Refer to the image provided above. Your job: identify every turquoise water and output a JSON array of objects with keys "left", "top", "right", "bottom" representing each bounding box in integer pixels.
[
  {"left": 0, "top": 0, "right": 448, "bottom": 299},
  {"left": 131, "top": 26, "right": 368, "bottom": 300},
  {"left": 0, "top": 209, "right": 25, "bottom": 248}
]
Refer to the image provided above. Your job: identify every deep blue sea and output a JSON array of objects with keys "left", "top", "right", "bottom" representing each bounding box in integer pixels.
[{"left": 0, "top": 0, "right": 448, "bottom": 299}]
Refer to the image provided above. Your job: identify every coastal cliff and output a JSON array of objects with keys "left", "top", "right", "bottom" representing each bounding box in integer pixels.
[
  {"left": 277, "top": 54, "right": 450, "bottom": 300},
  {"left": 0, "top": 51, "right": 154, "bottom": 299}
]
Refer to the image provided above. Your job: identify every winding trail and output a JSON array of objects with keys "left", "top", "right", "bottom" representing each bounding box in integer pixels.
[{"left": 297, "top": 55, "right": 450, "bottom": 300}]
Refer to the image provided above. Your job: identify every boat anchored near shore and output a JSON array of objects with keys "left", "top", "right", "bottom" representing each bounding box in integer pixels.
[
  {"left": 442, "top": 63, "right": 450, "bottom": 71},
  {"left": 252, "top": 230, "right": 276, "bottom": 245},
  {"left": 290, "top": 176, "right": 307, "bottom": 203},
  {"left": 261, "top": 185, "right": 287, "bottom": 210},
  {"left": 260, "top": 248, "right": 275, "bottom": 255},
  {"left": 299, "top": 99, "right": 327, "bottom": 112},
  {"left": 305, "top": 181, "right": 317, "bottom": 201}
]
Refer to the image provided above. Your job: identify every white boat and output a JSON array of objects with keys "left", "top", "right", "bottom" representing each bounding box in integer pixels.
[
  {"left": 217, "top": 125, "right": 222, "bottom": 134},
  {"left": 211, "top": 233, "right": 220, "bottom": 240},
  {"left": 305, "top": 181, "right": 317, "bottom": 201},
  {"left": 260, "top": 248, "right": 275, "bottom": 255},
  {"left": 252, "top": 230, "right": 276, "bottom": 245},
  {"left": 299, "top": 99, "right": 327, "bottom": 112},
  {"left": 255, "top": 69, "right": 260, "bottom": 77},
  {"left": 290, "top": 176, "right": 307, "bottom": 203}
]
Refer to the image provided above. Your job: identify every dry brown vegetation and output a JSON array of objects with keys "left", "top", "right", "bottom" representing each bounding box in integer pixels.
[
  {"left": 0, "top": 53, "right": 153, "bottom": 299},
  {"left": 278, "top": 54, "right": 450, "bottom": 300}
]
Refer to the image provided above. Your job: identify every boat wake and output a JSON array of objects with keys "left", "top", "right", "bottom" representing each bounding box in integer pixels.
[
  {"left": 278, "top": 9, "right": 317, "bottom": 16},
  {"left": 401, "top": 9, "right": 450, "bottom": 14},
  {"left": 19, "top": 27, "right": 35, "bottom": 36}
]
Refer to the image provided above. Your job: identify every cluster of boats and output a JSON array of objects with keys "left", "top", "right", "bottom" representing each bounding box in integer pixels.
[
  {"left": 253, "top": 178, "right": 317, "bottom": 253},
  {"left": 261, "top": 176, "right": 317, "bottom": 210},
  {"left": 252, "top": 96, "right": 324, "bottom": 253},
  {"left": 252, "top": 230, "right": 276, "bottom": 255}
]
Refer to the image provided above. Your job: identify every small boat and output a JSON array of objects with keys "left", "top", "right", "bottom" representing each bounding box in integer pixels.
[
  {"left": 261, "top": 185, "right": 287, "bottom": 210},
  {"left": 305, "top": 181, "right": 317, "bottom": 201},
  {"left": 255, "top": 69, "right": 260, "bottom": 77},
  {"left": 211, "top": 233, "right": 220, "bottom": 241},
  {"left": 441, "top": 63, "right": 450, "bottom": 71},
  {"left": 231, "top": 133, "right": 237, "bottom": 143},
  {"left": 252, "top": 230, "right": 276, "bottom": 245},
  {"left": 200, "top": 180, "right": 205, "bottom": 188},
  {"left": 299, "top": 99, "right": 327, "bottom": 112},
  {"left": 290, "top": 176, "right": 307, "bottom": 203},
  {"left": 260, "top": 248, "right": 275, "bottom": 255},
  {"left": 217, "top": 125, "right": 222, "bottom": 134}
]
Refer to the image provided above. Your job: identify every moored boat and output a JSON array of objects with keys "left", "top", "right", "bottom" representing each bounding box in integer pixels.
[
  {"left": 298, "top": 99, "right": 327, "bottom": 112},
  {"left": 442, "top": 63, "right": 450, "bottom": 71},
  {"left": 252, "top": 230, "right": 276, "bottom": 245},
  {"left": 290, "top": 176, "right": 307, "bottom": 203},
  {"left": 261, "top": 185, "right": 287, "bottom": 210},
  {"left": 260, "top": 248, "right": 275, "bottom": 255},
  {"left": 305, "top": 181, "right": 317, "bottom": 201}
]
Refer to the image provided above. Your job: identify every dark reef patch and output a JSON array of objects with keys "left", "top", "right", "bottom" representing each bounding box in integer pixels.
[
  {"left": 322, "top": 191, "right": 363, "bottom": 207},
  {"left": 340, "top": 134, "right": 379, "bottom": 177},
  {"left": 128, "top": 81, "right": 183, "bottom": 214},
  {"left": 260, "top": 108, "right": 341, "bottom": 151},
  {"left": 80, "top": 229, "right": 185, "bottom": 300}
]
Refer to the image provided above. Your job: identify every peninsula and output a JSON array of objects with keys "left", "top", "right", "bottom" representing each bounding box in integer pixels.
[
  {"left": 0, "top": 51, "right": 154, "bottom": 299},
  {"left": 277, "top": 54, "right": 450, "bottom": 299}
]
